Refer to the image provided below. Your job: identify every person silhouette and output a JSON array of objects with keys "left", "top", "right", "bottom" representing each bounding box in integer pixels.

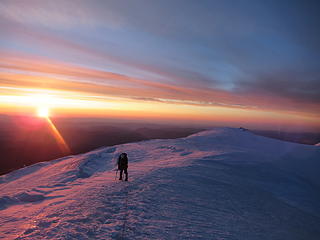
[{"left": 117, "top": 152, "right": 128, "bottom": 181}]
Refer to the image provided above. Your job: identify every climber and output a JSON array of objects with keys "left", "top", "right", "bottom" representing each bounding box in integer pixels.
[{"left": 117, "top": 152, "right": 128, "bottom": 181}]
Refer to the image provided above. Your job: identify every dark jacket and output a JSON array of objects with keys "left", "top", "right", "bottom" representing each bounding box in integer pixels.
[{"left": 117, "top": 153, "right": 128, "bottom": 170}]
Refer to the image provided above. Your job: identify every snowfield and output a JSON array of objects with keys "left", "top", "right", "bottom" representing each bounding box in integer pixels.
[{"left": 0, "top": 127, "right": 320, "bottom": 239}]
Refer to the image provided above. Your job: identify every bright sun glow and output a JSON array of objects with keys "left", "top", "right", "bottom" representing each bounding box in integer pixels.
[{"left": 37, "top": 107, "right": 49, "bottom": 118}]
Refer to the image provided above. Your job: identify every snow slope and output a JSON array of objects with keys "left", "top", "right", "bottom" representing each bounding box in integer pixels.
[{"left": 0, "top": 127, "right": 320, "bottom": 239}]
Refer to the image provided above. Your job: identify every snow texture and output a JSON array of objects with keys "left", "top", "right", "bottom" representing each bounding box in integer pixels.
[{"left": 0, "top": 127, "right": 320, "bottom": 239}]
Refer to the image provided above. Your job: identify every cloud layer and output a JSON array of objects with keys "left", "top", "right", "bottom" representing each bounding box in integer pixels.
[{"left": 0, "top": 0, "right": 319, "bottom": 128}]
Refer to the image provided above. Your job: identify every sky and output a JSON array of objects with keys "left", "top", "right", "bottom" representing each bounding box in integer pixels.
[{"left": 0, "top": 0, "right": 319, "bottom": 131}]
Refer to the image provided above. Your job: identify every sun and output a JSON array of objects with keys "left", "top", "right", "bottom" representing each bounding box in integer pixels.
[{"left": 37, "top": 106, "right": 50, "bottom": 118}]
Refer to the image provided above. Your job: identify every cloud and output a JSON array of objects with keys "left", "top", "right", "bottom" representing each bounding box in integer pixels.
[
  {"left": 0, "top": 16, "right": 218, "bottom": 91},
  {"left": 0, "top": 0, "right": 319, "bottom": 122},
  {"left": 235, "top": 70, "right": 320, "bottom": 104},
  {"left": 0, "top": 0, "right": 124, "bottom": 29},
  {"left": 1, "top": 52, "right": 319, "bottom": 116}
]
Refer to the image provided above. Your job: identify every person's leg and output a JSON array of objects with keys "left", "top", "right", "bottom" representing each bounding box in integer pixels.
[
  {"left": 119, "top": 169, "right": 123, "bottom": 180},
  {"left": 124, "top": 168, "right": 128, "bottom": 181}
]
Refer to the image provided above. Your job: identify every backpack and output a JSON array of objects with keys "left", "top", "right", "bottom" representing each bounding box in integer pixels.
[{"left": 118, "top": 153, "right": 128, "bottom": 168}]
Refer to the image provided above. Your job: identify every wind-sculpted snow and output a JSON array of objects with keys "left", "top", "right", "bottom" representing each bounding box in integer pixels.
[{"left": 0, "top": 127, "right": 319, "bottom": 239}]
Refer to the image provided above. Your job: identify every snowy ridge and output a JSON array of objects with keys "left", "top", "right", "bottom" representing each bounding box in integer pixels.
[{"left": 0, "top": 127, "right": 320, "bottom": 239}]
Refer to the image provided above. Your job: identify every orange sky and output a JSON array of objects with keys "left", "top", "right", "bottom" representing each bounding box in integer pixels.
[
  {"left": 0, "top": 52, "right": 319, "bottom": 132},
  {"left": 0, "top": 82, "right": 318, "bottom": 132},
  {"left": 0, "top": 49, "right": 319, "bottom": 133}
]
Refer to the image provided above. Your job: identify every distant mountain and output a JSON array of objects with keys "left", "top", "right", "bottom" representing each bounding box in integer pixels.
[{"left": 1, "top": 128, "right": 319, "bottom": 239}]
